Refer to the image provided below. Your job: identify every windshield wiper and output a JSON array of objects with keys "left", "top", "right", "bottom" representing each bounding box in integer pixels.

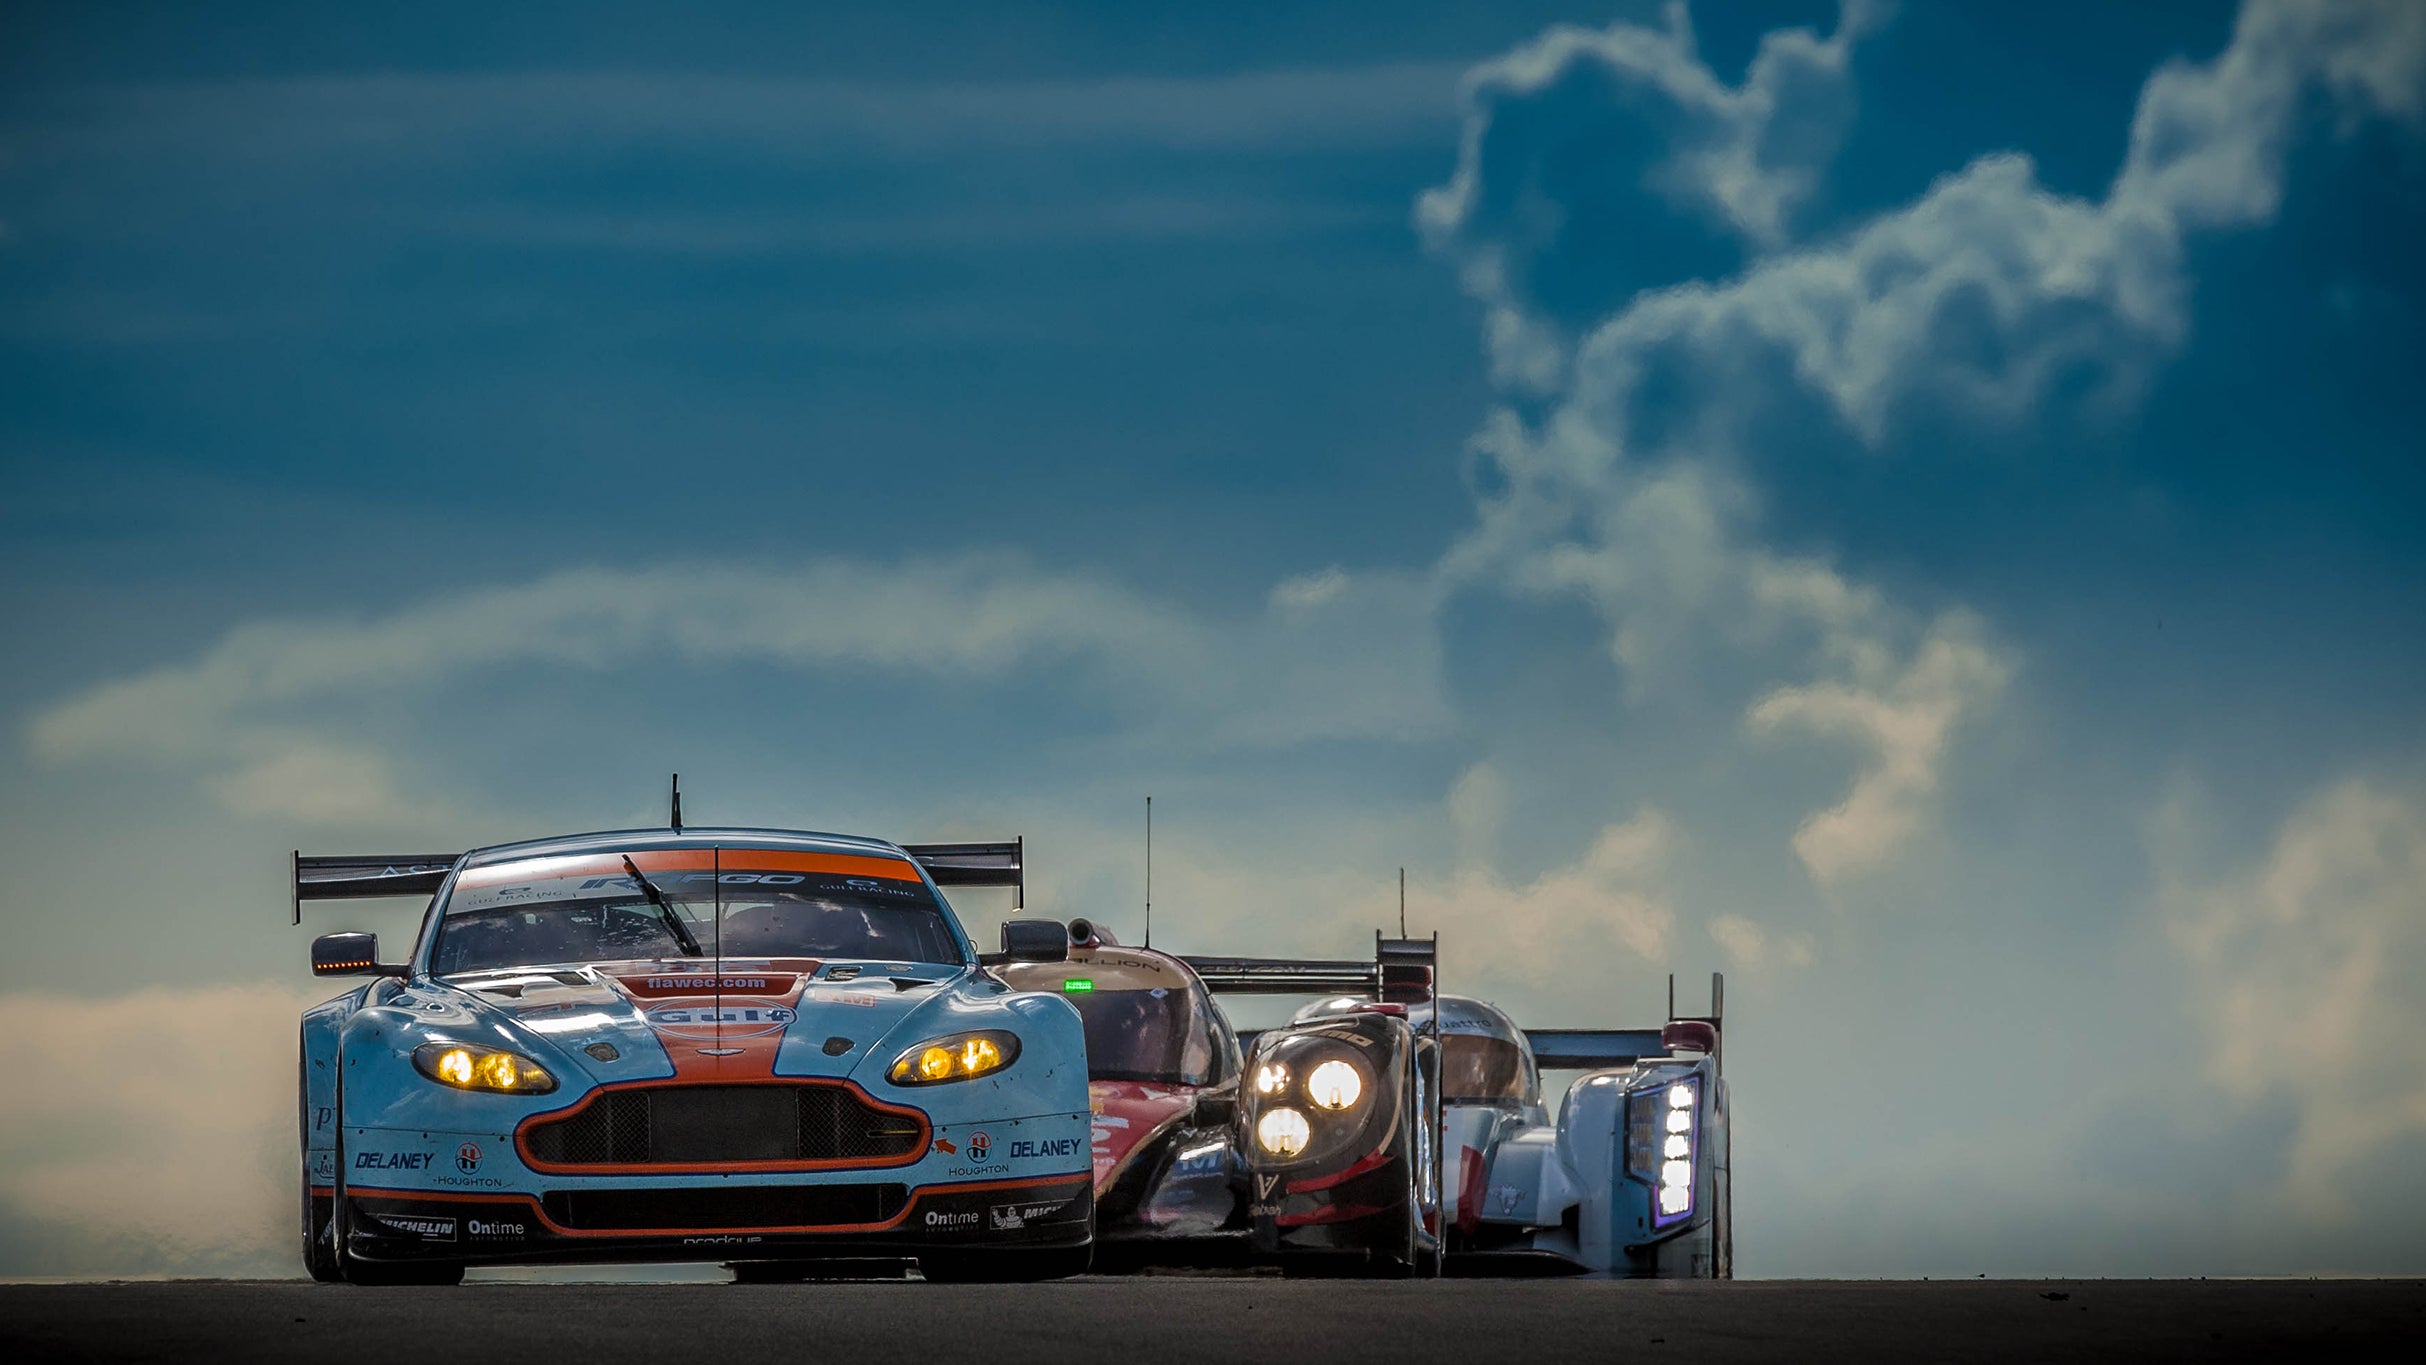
[{"left": 622, "top": 856, "right": 702, "bottom": 957}]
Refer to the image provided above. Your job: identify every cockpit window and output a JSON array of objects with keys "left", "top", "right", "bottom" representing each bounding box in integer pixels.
[
  {"left": 430, "top": 852, "right": 961, "bottom": 975},
  {"left": 1064, "top": 988, "right": 1218, "bottom": 1085},
  {"left": 1439, "top": 1035, "right": 1530, "bottom": 1103}
]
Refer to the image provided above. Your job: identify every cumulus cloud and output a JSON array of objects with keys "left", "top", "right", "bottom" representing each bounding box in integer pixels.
[
  {"left": 1418, "top": 0, "right": 1881, "bottom": 388},
  {"left": 0, "top": 983, "right": 329, "bottom": 1276},
  {"left": 1415, "top": 0, "right": 2422, "bottom": 888},
  {"left": 28, "top": 557, "right": 1449, "bottom": 821},
  {"left": 2158, "top": 779, "right": 2426, "bottom": 1217},
  {"left": 1747, "top": 611, "right": 2010, "bottom": 886}
]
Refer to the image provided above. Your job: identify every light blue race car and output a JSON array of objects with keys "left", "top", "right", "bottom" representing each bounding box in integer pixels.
[{"left": 296, "top": 825, "right": 1091, "bottom": 1284}]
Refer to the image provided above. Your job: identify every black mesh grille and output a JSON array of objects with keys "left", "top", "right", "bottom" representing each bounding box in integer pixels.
[
  {"left": 542, "top": 1182, "right": 907, "bottom": 1231},
  {"left": 523, "top": 1085, "right": 923, "bottom": 1167}
]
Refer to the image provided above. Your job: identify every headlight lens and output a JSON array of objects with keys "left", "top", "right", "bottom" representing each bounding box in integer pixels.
[
  {"left": 886, "top": 1030, "right": 1020, "bottom": 1086},
  {"left": 1256, "top": 1107, "right": 1311, "bottom": 1157},
  {"left": 1306, "top": 1059, "right": 1364, "bottom": 1110},
  {"left": 411, "top": 1042, "right": 556, "bottom": 1094},
  {"left": 1254, "top": 1063, "right": 1289, "bottom": 1096}
]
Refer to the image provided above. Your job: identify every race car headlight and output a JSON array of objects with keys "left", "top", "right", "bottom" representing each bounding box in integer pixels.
[
  {"left": 1654, "top": 1080, "right": 1697, "bottom": 1225},
  {"left": 412, "top": 1042, "right": 557, "bottom": 1094},
  {"left": 1305, "top": 1059, "right": 1364, "bottom": 1111},
  {"left": 1256, "top": 1107, "right": 1311, "bottom": 1157},
  {"left": 885, "top": 1030, "right": 1020, "bottom": 1086}
]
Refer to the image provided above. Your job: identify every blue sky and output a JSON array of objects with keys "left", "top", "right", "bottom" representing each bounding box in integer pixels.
[{"left": 2, "top": 0, "right": 2422, "bottom": 1277}]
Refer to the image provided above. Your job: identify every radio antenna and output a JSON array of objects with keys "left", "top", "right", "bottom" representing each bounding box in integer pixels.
[
  {"left": 1144, "top": 795, "right": 1153, "bottom": 949},
  {"left": 669, "top": 773, "right": 684, "bottom": 831},
  {"left": 1398, "top": 867, "right": 1406, "bottom": 938}
]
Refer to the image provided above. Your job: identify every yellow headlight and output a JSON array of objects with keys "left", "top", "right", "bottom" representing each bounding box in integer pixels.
[
  {"left": 887, "top": 1031, "right": 1021, "bottom": 1086},
  {"left": 412, "top": 1042, "right": 555, "bottom": 1094},
  {"left": 1254, "top": 1063, "right": 1289, "bottom": 1096}
]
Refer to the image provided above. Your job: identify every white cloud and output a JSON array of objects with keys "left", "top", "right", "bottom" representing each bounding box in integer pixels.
[
  {"left": 29, "top": 557, "right": 1450, "bottom": 821},
  {"left": 1417, "top": 0, "right": 1881, "bottom": 389},
  {"left": 1428, "top": 807, "right": 1678, "bottom": 968},
  {"left": 2158, "top": 778, "right": 2426, "bottom": 1217},
  {"left": 1415, "top": 0, "right": 2422, "bottom": 888},
  {"left": 1748, "top": 611, "right": 2010, "bottom": 886}
]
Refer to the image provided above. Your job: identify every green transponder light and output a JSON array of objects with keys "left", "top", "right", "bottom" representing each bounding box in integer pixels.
[{"left": 1064, "top": 979, "right": 1094, "bottom": 992}]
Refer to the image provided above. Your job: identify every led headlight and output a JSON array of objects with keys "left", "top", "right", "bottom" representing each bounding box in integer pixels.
[
  {"left": 1306, "top": 1059, "right": 1364, "bottom": 1111},
  {"left": 885, "top": 1030, "right": 1020, "bottom": 1086},
  {"left": 412, "top": 1042, "right": 557, "bottom": 1094},
  {"left": 1254, "top": 1063, "right": 1290, "bottom": 1096},
  {"left": 1256, "top": 1107, "right": 1311, "bottom": 1157},
  {"left": 1654, "top": 1079, "right": 1697, "bottom": 1225}
]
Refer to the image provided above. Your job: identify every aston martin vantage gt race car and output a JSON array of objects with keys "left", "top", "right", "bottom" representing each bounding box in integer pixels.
[{"left": 295, "top": 828, "right": 1093, "bottom": 1284}]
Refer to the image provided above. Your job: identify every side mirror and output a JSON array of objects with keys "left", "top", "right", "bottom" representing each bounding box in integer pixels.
[
  {"left": 312, "top": 931, "right": 402, "bottom": 977},
  {"left": 1000, "top": 919, "right": 1069, "bottom": 963}
]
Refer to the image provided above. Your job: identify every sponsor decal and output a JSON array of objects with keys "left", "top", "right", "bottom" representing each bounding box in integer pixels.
[
  {"left": 1090, "top": 1114, "right": 1130, "bottom": 1129},
  {"left": 682, "top": 1234, "right": 763, "bottom": 1245},
  {"left": 311, "top": 1106, "right": 333, "bottom": 1133},
  {"left": 455, "top": 1142, "right": 482, "bottom": 1175},
  {"left": 435, "top": 1173, "right": 508, "bottom": 1189},
  {"left": 644, "top": 999, "right": 796, "bottom": 1040},
  {"left": 1007, "top": 1137, "right": 1085, "bottom": 1161},
  {"left": 355, "top": 1151, "right": 433, "bottom": 1171},
  {"left": 310, "top": 1151, "right": 336, "bottom": 1182},
  {"left": 368, "top": 1213, "right": 457, "bottom": 1242},
  {"left": 967, "top": 1131, "right": 991, "bottom": 1163},
  {"left": 1256, "top": 1173, "right": 1281, "bottom": 1200},
  {"left": 924, "top": 1210, "right": 979, "bottom": 1230},
  {"left": 1250, "top": 1202, "right": 1282, "bottom": 1218},
  {"left": 466, "top": 1218, "right": 526, "bottom": 1240},
  {"left": 986, "top": 1199, "right": 1070, "bottom": 1232}
]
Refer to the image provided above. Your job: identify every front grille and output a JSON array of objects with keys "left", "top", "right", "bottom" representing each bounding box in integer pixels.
[
  {"left": 523, "top": 1084, "right": 924, "bottom": 1167},
  {"left": 543, "top": 1182, "right": 908, "bottom": 1231}
]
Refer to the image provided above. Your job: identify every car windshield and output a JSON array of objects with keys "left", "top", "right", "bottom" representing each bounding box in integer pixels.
[
  {"left": 1440, "top": 1035, "right": 1530, "bottom": 1103},
  {"left": 1066, "top": 987, "right": 1218, "bottom": 1085},
  {"left": 430, "top": 849, "right": 963, "bottom": 976}
]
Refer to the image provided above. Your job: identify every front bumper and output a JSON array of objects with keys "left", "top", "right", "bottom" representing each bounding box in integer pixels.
[{"left": 328, "top": 1172, "right": 1091, "bottom": 1264}]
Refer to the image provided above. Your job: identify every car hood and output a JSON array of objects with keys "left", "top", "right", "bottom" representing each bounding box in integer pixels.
[{"left": 428, "top": 958, "right": 965, "bottom": 1089}]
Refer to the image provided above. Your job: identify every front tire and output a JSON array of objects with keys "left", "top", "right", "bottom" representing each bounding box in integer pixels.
[
  {"left": 301, "top": 1187, "right": 343, "bottom": 1283},
  {"left": 917, "top": 1245, "right": 1091, "bottom": 1283}
]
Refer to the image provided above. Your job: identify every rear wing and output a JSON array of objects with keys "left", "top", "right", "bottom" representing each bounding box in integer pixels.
[
  {"left": 1182, "top": 933, "right": 1438, "bottom": 1002},
  {"left": 292, "top": 835, "right": 1026, "bottom": 923},
  {"left": 292, "top": 853, "right": 460, "bottom": 923},
  {"left": 1526, "top": 972, "right": 1726, "bottom": 1074},
  {"left": 899, "top": 839, "right": 1024, "bottom": 909}
]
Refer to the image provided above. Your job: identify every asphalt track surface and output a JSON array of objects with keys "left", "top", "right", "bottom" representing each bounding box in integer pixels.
[{"left": 6, "top": 1277, "right": 2422, "bottom": 1364}]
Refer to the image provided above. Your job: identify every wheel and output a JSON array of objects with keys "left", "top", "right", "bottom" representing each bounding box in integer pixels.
[
  {"left": 301, "top": 1186, "right": 343, "bottom": 1283},
  {"left": 917, "top": 1245, "right": 1091, "bottom": 1282},
  {"left": 299, "top": 1043, "right": 343, "bottom": 1283},
  {"left": 335, "top": 1197, "right": 463, "bottom": 1286}
]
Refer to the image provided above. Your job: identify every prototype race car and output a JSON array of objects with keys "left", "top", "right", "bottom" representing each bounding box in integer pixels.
[
  {"left": 295, "top": 827, "right": 1094, "bottom": 1284},
  {"left": 1190, "top": 939, "right": 1732, "bottom": 1278},
  {"left": 989, "top": 919, "right": 1249, "bottom": 1268}
]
